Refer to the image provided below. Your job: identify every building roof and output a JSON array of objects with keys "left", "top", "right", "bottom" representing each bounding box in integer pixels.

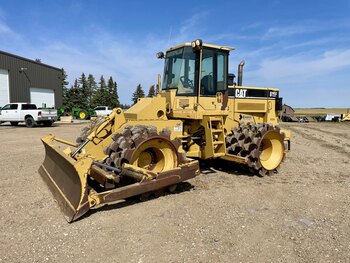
[{"left": 0, "top": 50, "right": 62, "bottom": 71}]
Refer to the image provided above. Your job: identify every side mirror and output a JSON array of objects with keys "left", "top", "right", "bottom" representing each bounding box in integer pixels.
[{"left": 156, "top": 52, "right": 165, "bottom": 59}]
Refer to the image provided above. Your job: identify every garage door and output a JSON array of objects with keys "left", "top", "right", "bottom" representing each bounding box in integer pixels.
[
  {"left": 0, "top": 69, "right": 10, "bottom": 107},
  {"left": 30, "top": 88, "right": 55, "bottom": 108}
]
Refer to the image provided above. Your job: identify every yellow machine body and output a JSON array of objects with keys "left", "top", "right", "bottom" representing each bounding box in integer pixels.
[
  {"left": 39, "top": 41, "right": 290, "bottom": 222},
  {"left": 341, "top": 112, "right": 350, "bottom": 121}
]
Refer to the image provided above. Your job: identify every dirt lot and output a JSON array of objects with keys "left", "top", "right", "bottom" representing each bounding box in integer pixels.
[{"left": 0, "top": 122, "right": 349, "bottom": 262}]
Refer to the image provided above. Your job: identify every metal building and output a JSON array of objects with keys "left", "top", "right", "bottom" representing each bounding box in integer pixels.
[{"left": 0, "top": 50, "right": 63, "bottom": 108}]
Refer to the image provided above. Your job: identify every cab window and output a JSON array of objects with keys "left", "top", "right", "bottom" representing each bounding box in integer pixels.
[{"left": 162, "top": 47, "right": 198, "bottom": 96}]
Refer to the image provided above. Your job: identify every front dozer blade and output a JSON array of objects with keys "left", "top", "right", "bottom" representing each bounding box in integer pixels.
[{"left": 39, "top": 135, "right": 92, "bottom": 222}]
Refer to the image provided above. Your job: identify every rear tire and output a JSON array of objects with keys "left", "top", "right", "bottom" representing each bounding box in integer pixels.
[
  {"left": 10, "top": 122, "right": 18, "bottom": 126},
  {"left": 226, "top": 123, "right": 285, "bottom": 176},
  {"left": 25, "top": 116, "right": 35, "bottom": 128}
]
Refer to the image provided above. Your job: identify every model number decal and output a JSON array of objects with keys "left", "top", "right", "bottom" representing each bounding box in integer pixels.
[
  {"left": 239, "top": 114, "right": 252, "bottom": 121},
  {"left": 235, "top": 89, "right": 247, "bottom": 98}
]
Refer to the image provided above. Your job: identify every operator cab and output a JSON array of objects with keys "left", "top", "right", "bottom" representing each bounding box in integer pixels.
[{"left": 161, "top": 41, "right": 233, "bottom": 97}]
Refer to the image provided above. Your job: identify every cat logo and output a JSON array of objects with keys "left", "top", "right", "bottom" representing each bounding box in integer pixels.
[{"left": 235, "top": 88, "right": 247, "bottom": 98}]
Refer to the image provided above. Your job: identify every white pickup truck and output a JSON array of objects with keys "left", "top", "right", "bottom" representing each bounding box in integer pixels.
[
  {"left": 0, "top": 103, "right": 57, "bottom": 128},
  {"left": 93, "top": 106, "right": 113, "bottom": 116}
]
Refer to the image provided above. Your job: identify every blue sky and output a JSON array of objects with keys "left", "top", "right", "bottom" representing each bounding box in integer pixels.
[{"left": 0, "top": 0, "right": 349, "bottom": 107}]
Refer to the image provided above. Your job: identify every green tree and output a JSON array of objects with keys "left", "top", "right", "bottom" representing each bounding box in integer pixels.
[
  {"left": 107, "top": 76, "right": 120, "bottom": 108},
  {"left": 93, "top": 75, "right": 109, "bottom": 106},
  {"left": 120, "top": 103, "right": 131, "bottom": 109},
  {"left": 61, "top": 68, "right": 70, "bottom": 111},
  {"left": 132, "top": 84, "right": 145, "bottom": 104},
  {"left": 61, "top": 68, "right": 69, "bottom": 89},
  {"left": 62, "top": 73, "right": 122, "bottom": 112},
  {"left": 78, "top": 73, "right": 89, "bottom": 108},
  {"left": 147, "top": 85, "right": 156, "bottom": 97},
  {"left": 73, "top": 78, "right": 79, "bottom": 88},
  {"left": 63, "top": 79, "right": 85, "bottom": 112},
  {"left": 113, "top": 81, "right": 120, "bottom": 107},
  {"left": 87, "top": 74, "right": 97, "bottom": 107},
  {"left": 62, "top": 87, "right": 71, "bottom": 112}
]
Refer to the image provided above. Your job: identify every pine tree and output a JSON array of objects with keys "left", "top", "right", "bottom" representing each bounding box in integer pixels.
[
  {"left": 62, "top": 72, "right": 121, "bottom": 112},
  {"left": 62, "top": 87, "right": 71, "bottom": 112},
  {"left": 73, "top": 78, "right": 79, "bottom": 89},
  {"left": 61, "top": 68, "right": 70, "bottom": 111},
  {"left": 147, "top": 85, "right": 156, "bottom": 97},
  {"left": 87, "top": 74, "right": 97, "bottom": 107},
  {"left": 63, "top": 79, "right": 84, "bottom": 112},
  {"left": 99, "top": 75, "right": 107, "bottom": 90},
  {"left": 61, "top": 68, "right": 69, "bottom": 89},
  {"left": 78, "top": 73, "right": 89, "bottom": 108},
  {"left": 114, "top": 81, "right": 120, "bottom": 107},
  {"left": 132, "top": 84, "right": 145, "bottom": 104},
  {"left": 93, "top": 75, "right": 109, "bottom": 106},
  {"left": 107, "top": 77, "right": 120, "bottom": 108},
  {"left": 120, "top": 103, "right": 131, "bottom": 109}
]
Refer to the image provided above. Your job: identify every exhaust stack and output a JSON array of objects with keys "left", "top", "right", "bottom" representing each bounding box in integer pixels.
[{"left": 237, "top": 60, "right": 245, "bottom": 86}]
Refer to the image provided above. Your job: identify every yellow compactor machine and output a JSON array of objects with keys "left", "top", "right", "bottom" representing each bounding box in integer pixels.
[{"left": 39, "top": 40, "right": 291, "bottom": 222}]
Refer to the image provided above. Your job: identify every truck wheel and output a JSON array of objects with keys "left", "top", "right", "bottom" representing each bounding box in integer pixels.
[
  {"left": 25, "top": 116, "right": 35, "bottom": 128},
  {"left": 43, "top": 121, "right": 53, "bottom": 127},
  {"left": 10, "top": 122, "right": 19, "bottom": 126},
  {"left": 78, "top": 110, "right": 88, "bottom": 120}
]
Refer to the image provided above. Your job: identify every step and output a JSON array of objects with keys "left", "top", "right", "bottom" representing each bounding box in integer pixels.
[
  {"left": 211, "top": 129, "right": 223, "bottom": 133},
  {"left": 213, "top": 140, "right": 224, "bottom": 145}
]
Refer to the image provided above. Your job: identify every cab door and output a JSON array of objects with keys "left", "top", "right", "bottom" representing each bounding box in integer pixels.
[{"left": 198, "top": 49, "right": 228, "bottom": 111}]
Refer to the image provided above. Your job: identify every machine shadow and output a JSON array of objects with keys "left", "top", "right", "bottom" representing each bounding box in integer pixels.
[
  {"left": 199, "top": 158, "right": 256, "bottom": 177},
  {"left": 79, "top": 182, "right": 194, "bottom": 221},
  {"left": 0, "top": 122, "right": 59, "bottom": 128}
]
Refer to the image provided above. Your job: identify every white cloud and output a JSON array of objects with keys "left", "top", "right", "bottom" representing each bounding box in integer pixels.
[
  {"left": 179, "top": 12, "right": 207, "bottom": 37},
  {"left": 0, "top": 20, "right": 19, "bottom": 39},
  {"left": 241, "top": 49, "right": 350, "bottom": 107},
  {"left": 252, "top": 49, "right": 350, "bottom": 83},
  {"left": 263, "top": 25, "right": 313, "bottom": 39},
  {"left": 2, "top": 9, "right": 348, "bottom": 108},
  {"left": 284, "top": 37, "right": 336, "bottom": 50},
  {"left": 23, "top": 32, "right": 166, "bottom": 104},
  {"left": 262, "top": 19, "right": 350, "bottom": 41},
  {"left": 26, "top": 12, "right": 211, "bottom": 104},
  {"left": 0, "top": 6, "right": 5, "bottom": 20},
  {"left": 1, "top": 10, "right": 211, "bottom": 105}
]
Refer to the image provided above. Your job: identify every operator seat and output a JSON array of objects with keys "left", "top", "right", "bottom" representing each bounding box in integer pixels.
[{"left": 200, "top": 75, "right": 216, "bottom": 95}]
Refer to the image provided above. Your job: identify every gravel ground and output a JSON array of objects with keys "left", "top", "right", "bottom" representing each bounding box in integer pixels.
[{"left": 0, "top": 121, "right": 349, "bottom": 263}]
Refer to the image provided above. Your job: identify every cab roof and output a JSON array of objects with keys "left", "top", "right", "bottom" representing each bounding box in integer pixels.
[{"left": 167, "top": 42, "right": 235, "bottom": 52}]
